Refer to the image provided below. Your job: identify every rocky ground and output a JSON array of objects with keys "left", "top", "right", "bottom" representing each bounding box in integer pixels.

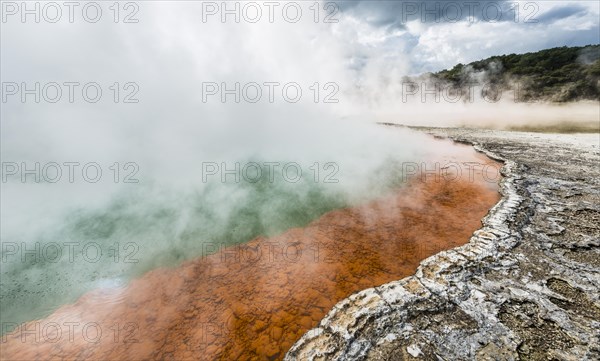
[{"left": 285, "top": 127, "right": 600, "bottom": 360}]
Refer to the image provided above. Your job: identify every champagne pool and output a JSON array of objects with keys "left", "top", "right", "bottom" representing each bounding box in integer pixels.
[{"left": 1, "top": 133, "right": 501, "bottom": 360}]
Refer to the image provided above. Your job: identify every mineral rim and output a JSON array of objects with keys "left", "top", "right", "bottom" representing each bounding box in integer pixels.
[{"left": 286, "top": 127, "right": 600, "bottom": 361}]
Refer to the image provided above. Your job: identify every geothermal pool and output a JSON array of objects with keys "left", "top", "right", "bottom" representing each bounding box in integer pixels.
[{"left": 1, "top": 134, "right": 500, "bottom": 360}]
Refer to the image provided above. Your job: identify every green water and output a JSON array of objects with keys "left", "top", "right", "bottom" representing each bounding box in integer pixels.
[{"left": 0, "top": 158, "right": 406, "bottom": 332}]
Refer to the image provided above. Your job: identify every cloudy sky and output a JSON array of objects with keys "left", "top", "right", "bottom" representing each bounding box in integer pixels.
[{"left": 338, "top": 0, "right": 600, "bottom": 73}]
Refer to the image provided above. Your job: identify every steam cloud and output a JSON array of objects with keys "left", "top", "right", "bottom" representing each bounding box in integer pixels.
[
  {"left": 1, "top": 1, "right": 598, "bottom": 329},
  {"left": 0, "top": 1, "right": 430, "bottom": 327}
]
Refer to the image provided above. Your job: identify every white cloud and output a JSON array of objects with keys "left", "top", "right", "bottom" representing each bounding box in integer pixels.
[{"left": 340, "top": 0, "right": 600, "bottom": 73}]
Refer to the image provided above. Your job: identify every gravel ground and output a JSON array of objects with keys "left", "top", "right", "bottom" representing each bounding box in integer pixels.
[{"left": 285, "top": 127, "right": 600, "bottom": 361}]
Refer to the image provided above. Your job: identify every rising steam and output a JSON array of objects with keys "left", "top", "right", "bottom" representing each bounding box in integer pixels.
[{"left": 1, "top": 1, "right": 598, "bottom": 330}]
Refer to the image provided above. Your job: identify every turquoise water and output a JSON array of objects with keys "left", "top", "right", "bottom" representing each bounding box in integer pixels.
[{"left": 0, "top": 154, "right": 409, "bottom": 332}]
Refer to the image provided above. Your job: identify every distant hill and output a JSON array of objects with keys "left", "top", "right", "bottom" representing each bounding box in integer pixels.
[{"left": 428, "top": 45, "right": 600, "bottom": 102}]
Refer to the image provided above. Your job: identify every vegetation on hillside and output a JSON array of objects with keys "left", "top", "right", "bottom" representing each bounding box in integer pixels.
[{"left": 432, "top": 45, "right": 600, "bottom": 102}]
